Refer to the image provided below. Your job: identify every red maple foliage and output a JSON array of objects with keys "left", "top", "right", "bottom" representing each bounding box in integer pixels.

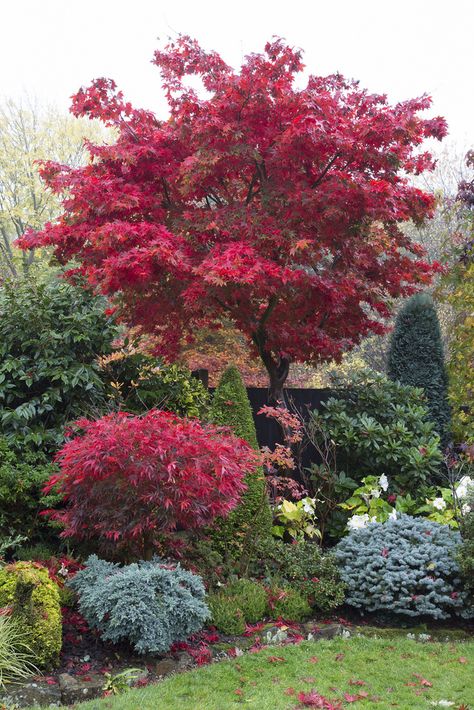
[
  {"left": 19, "top": 36, "right": 447, "bottom": 402},
  {"left": 44, "top": 410, "right": 256, "bottom": 558}
]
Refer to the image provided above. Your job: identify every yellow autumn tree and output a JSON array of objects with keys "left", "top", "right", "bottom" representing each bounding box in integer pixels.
[{"left": 0, "top": 97, "right": 110, "bottom": 278}]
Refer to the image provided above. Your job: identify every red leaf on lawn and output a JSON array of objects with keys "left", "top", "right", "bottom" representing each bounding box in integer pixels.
[
  {"left": 349, "top": 680, "right": 366, "bottom": 686},
  {"left": 301, "top": 677, "right": 317, "bottom": 683},
  {"left": 284, "top": 687, "right": 296, "bottom": 695},
  {"left": 343, "top": 693, "right": 360, "bottom": 702},
  {"left": 268, "top": 656, "right": 286, "bottom": 663},
  {"left": 335, "top": 653, "right": 344, "bottom": 661},
  {"left": 297, "top": 689, "right": 342, "bottom": 708},
  {"left": 234, "top": 689, "right": 243, "bottom": 696},
  {"left": 309, "top": 656, "right": 319, "bottom": 663},
  {"left": 458, "top": 657, "right": 468, "bottom": 664}
]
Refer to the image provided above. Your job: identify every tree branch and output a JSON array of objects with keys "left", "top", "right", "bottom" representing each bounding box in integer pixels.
[{"left": 311, "top": 152, "right": 341, "bottom": 189}]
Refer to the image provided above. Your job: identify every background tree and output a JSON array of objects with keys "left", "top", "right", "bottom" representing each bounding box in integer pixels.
[
  {"left": 210, "top": 365, "right": 272, "bottom": 559},
  {"left": 20, "top": 37, "right": 447, "bottom": 404},
  {"left": 0, "top": 98, "right": 108, "bottom": 278},
  {"left": 387, "top": 292, "right": 451, "bottom": 444},
  {"left": 441, "top": 150, "right": 474, "bottom": 444}
]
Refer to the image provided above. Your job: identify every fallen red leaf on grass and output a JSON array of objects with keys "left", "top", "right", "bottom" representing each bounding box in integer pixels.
[
  {"left": 349, "top": 680, "right": 366, "bottom": 686},
  {"left": 268, "top": 656, "right": 286, "bottom": 663},
  {"left": 297, "top": 689, "right": 342, "bottom": 708},
  {"left": 309, "top": 656, "right": 319, "bottom": 663},
  {"left": 458, "top": 657, "right": 468, "bottom": 664},
  {"left": 335, "top": 653, "right": 345, "bottom": 661}
]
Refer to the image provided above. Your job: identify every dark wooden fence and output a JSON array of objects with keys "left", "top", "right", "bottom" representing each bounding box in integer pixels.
[
  {"left": 246, "top": 387, "right": 332, "bottom": 453},
  {"left": 192, "top": 369, "right": 334, "bottom": 473}
]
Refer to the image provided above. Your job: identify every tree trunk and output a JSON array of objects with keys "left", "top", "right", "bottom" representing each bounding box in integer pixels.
[{"left": 261, "top": 351, "right": 290, "bottom": 407}]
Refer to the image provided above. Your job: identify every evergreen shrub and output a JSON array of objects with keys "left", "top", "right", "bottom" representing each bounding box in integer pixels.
[
  {"left": 0, "top": 562, "right": 62, "bottom": 668},
  {"left": 388, "top": 292, "right": 451, "bottom": 443},
  {"left": 335, "top": 515, "right": 471, "bottom": 619},
  {"left": 210, "top": 365, "right": 272, "bottom": 556},
  {"left": 253, "top": 539, "right": 345, "bottom": 612},
  {"left": 208, "top": 578, "right": 268, "bottom": 634},
  {"left": 268, "top": 584, "right": 312, "bottom": 621},
  {"left": 69, "top": 556, "right": 209, "bottom": 654},
  {"left": 310, "top": 370, "right": 442, "bottom": 491}
]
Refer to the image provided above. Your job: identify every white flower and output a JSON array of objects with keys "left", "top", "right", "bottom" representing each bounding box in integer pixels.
[
  {"left": 347, "top": 513, "right": 372, "bottom": 530},
  {"left": 432, "top": 497, "right": 446, "bottom": 511},
  {"left": 379, "top": 474, "right": 389, "bottom": 491},
  {"left": 456, "top": 476, "right": 474, "bottom": 499},
  {"left": 370, "top": 488, "right": 380, "bottom": 499},
  {"left": 388, "top": 509, "right": 397, "bottom": 521},
  {"left": 462, "top": 503, "right": 471, "bottom": 515},
  {"left": 302, "top": 498, "right": 315, "bottom": 514}
]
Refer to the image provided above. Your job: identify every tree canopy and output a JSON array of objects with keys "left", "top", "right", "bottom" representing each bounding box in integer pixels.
[{"left": 20, "top": 37, "right": 447, "bottom": 401}]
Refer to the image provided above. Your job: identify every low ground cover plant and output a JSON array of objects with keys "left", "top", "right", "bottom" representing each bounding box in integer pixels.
[{"left": 70, "top": 556, "right": 209, "bottom": 655}]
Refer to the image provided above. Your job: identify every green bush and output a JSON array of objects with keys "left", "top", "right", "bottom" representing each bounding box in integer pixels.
[
  {"left": 98, "top": 350, "right": 209, "bottom": 418},
  {"left": 268, "top": 584, "right": 311, "bottom": 621},
  {"left": 210, "top": 365, "right": 272, "bottom": 558},
  {"left": 458, "top": 489, "right": 474, "bottom": 597},
  {"left": 208, "top": 594, "right": 246, "bottom": 635},
  {"left": 253, "top": 539, "right": 345, "bottom": 612},
  {"left": 208, "top": 578, "right": 268, "bottom": 634},
  {"left": 0, "top": 275, "right": 117, "bottom": 452},
  {"left": 388, "top": 293, "right": 451, "bottom": 444},
  {"left": 0, "top": 562, "right": 62, "bottom": 669},
  {"left": 309, "top": 370, "right": 443, "bottom": 492},
  {"left": 0, "top": 438, "right": 58, "bottom": 543}
]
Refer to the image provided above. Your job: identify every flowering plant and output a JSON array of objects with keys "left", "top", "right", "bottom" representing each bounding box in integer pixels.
[
  {"left": 417, "top": 476, "right": 474, "bottom": 528},
  {"left": 272, "top": 497, "right": 321, "bottom": 541},
  {"left": 340, "top": 475, "right": 398, "bottom": 529}
]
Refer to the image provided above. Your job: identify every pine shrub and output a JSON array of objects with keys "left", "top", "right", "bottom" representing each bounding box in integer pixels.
[
  {"left": 69, "top": 556, "right": 209, "bottom": 654},
  {"left": 210, "top": 365, "right": 272, "bottom": 557},
  {"left": 335, "top": 515, "right": 471, "bottom": 619},
  {"left": 388, "top": 293, "right": 451, "bottom": 444}
]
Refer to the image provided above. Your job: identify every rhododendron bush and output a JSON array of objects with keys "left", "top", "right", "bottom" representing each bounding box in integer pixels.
[
  {"left": 44, "top": 410, "right": 256, "bottom": 559},
  {"left": 19, "top": 36, "right": 447, "bottom": 402}
]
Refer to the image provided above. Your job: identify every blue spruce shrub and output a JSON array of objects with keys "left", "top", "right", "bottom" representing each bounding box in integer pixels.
[
  {"left": 69, "top": 556, "right": 209, "bottom": 654},
  {"left": 335, "top": 515, "right": 471, "bottom": 619}
]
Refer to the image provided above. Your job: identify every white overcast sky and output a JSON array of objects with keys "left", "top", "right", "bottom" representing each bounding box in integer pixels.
[{"left": 1, "top": 0, "right": 472, "bottom": 152}]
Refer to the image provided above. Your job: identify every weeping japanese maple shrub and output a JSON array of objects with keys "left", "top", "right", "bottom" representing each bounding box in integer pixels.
[
  {"left": 44, "top": 410, "right": 257, "bottom": 560},
  {"left": 19, "top": 37, "right": 447, "bottom": 405}
]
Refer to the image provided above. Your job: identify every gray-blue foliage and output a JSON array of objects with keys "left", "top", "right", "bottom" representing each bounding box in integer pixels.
[
  {"left": 69, "top": 555, "right": 210, "bottom": 654},
  {"left": 335, "top": 515, "right": 472, "bottom": 619}
]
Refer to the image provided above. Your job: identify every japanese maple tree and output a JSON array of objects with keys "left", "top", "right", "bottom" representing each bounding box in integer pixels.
[
  {"left": 20, "top": 37, "right": 447, "bottom": 402},
  {"left": 45, "top": 410, "right": 256, "bottom": 559}
]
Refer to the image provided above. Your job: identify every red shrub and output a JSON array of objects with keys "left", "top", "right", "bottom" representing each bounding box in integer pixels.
[{"left": 44, "top": 410, "right": 256, "bottom": 558}]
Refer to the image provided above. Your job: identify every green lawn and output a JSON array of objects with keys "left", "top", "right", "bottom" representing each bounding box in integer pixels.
[{"left": 75, "top": 636, "right": 473, "bottom": 710}]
